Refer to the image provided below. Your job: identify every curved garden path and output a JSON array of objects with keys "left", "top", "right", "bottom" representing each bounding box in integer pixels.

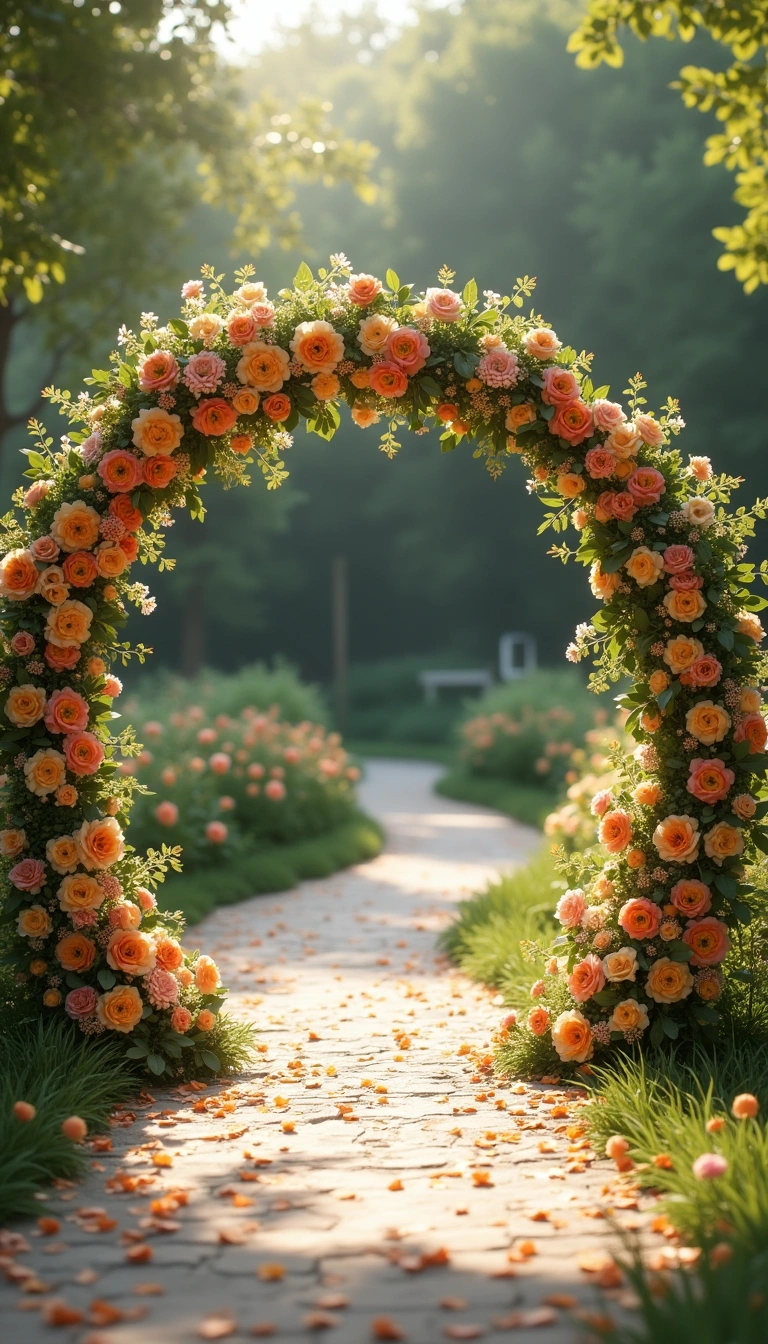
[{"left": 2, "top": 760, "right": 652, "bottom": 1342}]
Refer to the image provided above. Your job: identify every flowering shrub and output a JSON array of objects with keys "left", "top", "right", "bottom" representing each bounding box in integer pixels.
[
  {"left": 1, "top": 254, "right": 767, "bottom": 1071},
  {"left": 123, "top": 701, "right": 360, "bottom": 870},
  {"left": 543, "top": 721, "right": 627, "bottom": 853}
]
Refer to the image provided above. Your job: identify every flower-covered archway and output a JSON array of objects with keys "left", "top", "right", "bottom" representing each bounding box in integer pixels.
[{"left": 1, "top": 257, "right": 766, "bottom": 1076}]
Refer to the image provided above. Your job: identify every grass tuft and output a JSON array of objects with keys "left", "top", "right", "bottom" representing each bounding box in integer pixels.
[{"left": 435, "top": 769, "right": 554, "bottom": 828}]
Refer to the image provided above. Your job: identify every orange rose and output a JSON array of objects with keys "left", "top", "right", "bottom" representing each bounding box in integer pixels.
[
  {"left": 703, "top": 821, "right": 744, "bottom": 866},
  {"left": 131, "top": 406, "right": 184, "bottom": 456},
  {"left": 683, "top": 916, "right": 731, "bottom": 967},
  {"left": 6, "top": 685, "right": 47, "bottom": 728},
  {"left": 110, "top": 494, "right": 143, "bottom": 532},
  {"left": 155, "top": 936, "right": 184, "bottom": 972},
  {"left": 45, "top": 599, "right": 93, "bottom": 648},
  {"left": 670, "top": 879, "right": 712, "bottom": 918},
  {"left": 347, "top": 273, "right": 382, "bottom": 306},
  {"left": 195, "top": 954, "right": 221, "bottom": 994},
  {"left": 51, "top": 501, "right": 101, "bottom": 553},
  {"left": 191, "top": 398, "right": 238, "bottom": 437},
  {"left": 663, "top": 589, "right": 707, "bottom": 623},
  {"left": 368, "top": 361, "right": 409, "bottom": 398},
  {"left": 598, "top": 809, "right": 632, "bottom": 853},
  {"left": 46, "top": 835, "right": 79, "bottom": 874},
  {"left": 589, "top": 561, "right": 620, "bottom": 602},
  {"left": 734, "top": 712, "right": 767, "bottom": 754},
  {"left": 619, "top": 898, "right": 662, "bottom": 939},
  {"left": 351, "top": 406, "right": 379, "bottom": 428},
  {"left": 0, "top": 548, "right": 39, "bottom": 600},
  {"left": 96, "top": 542, "right": 129, "bottom": 578},
  {"left": 645, "top": 957, "right": 694, "bottom": 1004},
  {"left": 625, "top": 546, "right": 664, "bottom": 587},
  {"left": 608, "top": 1000, "right": 649, "bottom": 1034},
  {"left": 231, "top": 387, "right": 260, "bottom": 415},
  {"left": 0, "top": 827, "right": 27, "bottom": 857},
  {"left": 663, "top": 636, "right": 703, "bottom": 674},
  {"left": 633, "top": 781, "right": 663, "bottom": 806},
  {"left": 57, "top": 873, "right": 104, "bottom": 912},
  {"left": 63, "top": 551, "right": 99, "bottom": 587},
  {"left": 97, "top": 985, "right": 143, "bottom": 1033},
  {"left": 262, "top": 393, "right": 292, "bottom": 422},
  {"left": 685, "top": 700, "right": 731, "bottom": 746},
  {"left": 17, "top": 904, "right": 52, "bottom": 938},
  {"left": 106, "top": 929, "right": 156, "bottom": 976},
  {"left": 350, "top": 368, "right": 370, "bottom": 389},
  {"left": 653, "top": 814, "right": 700, "bottom": 864},
  {"left": 24, "top": 748, "right": 67, "bottom": 796},
  {"left": 75, "top": 816, "right": 125, "bottom": 870},
  {"left": 290, "top": 320, "right": 345, "bottom": 374},
  {"left": 556, "top": 473, "right": 585, "bottom": 498},
  {"left": 551, "top": 1009, "right": 593, "bottom": 1063},
  {"left": 567, "top": 953, "right": 606, "bottom": 1002},
  {"left": 230, "top": 434, "right": 253, "bottom": 456},
  {"left": 527, "top": 1005, "right": 550, "bottom": 1035},
  {"left": 236, "top": 340, "right": 290, "bottom": 392},
  {"left": 143, "top": 455, "right": 177, "bottom": 489},
  {"left": 648, "top": 670, "right": 669, "bottom": 695},
  {"left": 311, "top": 372, "right": 340, "bottom": 401},
  {"left": 55, "top": 933, "right": 96, "bottom": 972}
]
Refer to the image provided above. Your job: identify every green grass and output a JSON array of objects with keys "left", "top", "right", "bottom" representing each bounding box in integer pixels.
[
  {"left": 435, "top": 768, "right": 555, "bottom": 828},
  {"left": 348, "top": 739, "right": 454, "bottom": 764},
  {"left": 440, "top": 848, "right": 560, "bottom": 1001},
  {"left": 156, "top": 811, "right": 383, "bottom": 924},
  {"left": 0, "top": 1020, "right": 136, "bottom": 1222}
]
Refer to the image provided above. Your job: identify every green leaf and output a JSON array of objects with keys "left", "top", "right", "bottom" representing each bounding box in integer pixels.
[
  {"left": 97, "top": 968, "right": 116, "bottom": 990},
  {"left": 453, "top": 351, "right": 479, "bottom": 379},
  {"left": 293, "top": 261, "right": 313, "bottom": 290},
  {"left": 665, "top": 939, "right": 694, "bottom": 962},
  {"left": 126, "top": 1041, "right": 150, "bottom": 1059},
  {"left": 385, "top": 268, "right": 400, "bottom": 292},
  {"left": 662, "top": 1017, "right": 679, "bottom": 1039},
  {"left": 717, "top": 628, "right": 735, "bottom": 651},
  {"left": 169, "top": 319, "right": 189, "bottom": 337},
  {"left": 146, "top": 1053, "right": 167, "bottom": 1076},
  {"left": 200, "top": 1050, "right": 222, "bottom": 1072},
  {"left": 462, "top": 278, "right": 478, "bottom": 309},
  {"left": 650, "top": 1017, "right": 664, "bottom": 1047}
]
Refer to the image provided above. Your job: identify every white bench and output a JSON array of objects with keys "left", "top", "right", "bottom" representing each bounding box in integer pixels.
[{"left": 418, "top": 669, "right": 493, "bottom": 703}]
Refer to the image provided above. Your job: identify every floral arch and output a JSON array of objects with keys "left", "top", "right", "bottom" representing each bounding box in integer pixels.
[{"left": 1, "top": 256, "right": 767, "bottom": 1077}]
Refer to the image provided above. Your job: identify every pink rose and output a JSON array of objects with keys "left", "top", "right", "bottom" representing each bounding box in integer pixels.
[
  {"left": 181, "top": 279, "right": 204, "bottom": 299},
  {"left": 80, "top": 432, "right": 103, "bottom": 466},
  {"left": 669, "top": 572, "right": 703, "bottom": 591},
  {"left": 265, "top": 778, "right": 286, "bottom": 801},
  {"left": 155, "top": 801, "right": 179, "bottom": 826},
  {"left": 568, "top": 953, "right": 606, "bottom": 1003},
  {"left": 425, "top": 287, "right": 462, "bottom": 322},
  {"left": 627, "top": 466, "right": 666, "bottom": 506},
  {"left": 226, "top": 311, "right": 258, "bottom": 346},
  {"left": 65, "top": 985, "right": 98, "bottom": 1020},
  {"left": 386, "top": 327, "right": 431, "bottom": 376},
  {"left": 251, "top": 301, "right": 275, "bottom": 328},
  {"left": 591, "top": 398, "right": 626, "bottom": 432},
  {"left": 171, "top": 1006, "right": 193, "bottom": 1033},
  {"left": 687, "top": 656, "right": 722, "bottom": 688},
  {"left": 23, "top": 479, "right": 52, "bottom": 509},
  {"left": 551, "top": 400, "right": 593, "bottom": 444},
  {"left": 611, "top": 492, "right": 638, "bottom": 522},
  {"left": 11, "top": 631, "right": 35, "bottom": 656},
  {"left": 9, "top": 857, "right": 46, "bottom": 894},
  {"left": 183, "top": 352, "right": 227, "bottom": 397},
  {"left": 541, "top": 367, "right": 580, "bottom": 406},
  {"left": 663, "top": 545, "right": 695, "bottom": 574},
  {"left": 138, "top": 350, "right": 179, "bottom": 392},
  {"left": 45, "top": 687, "right": 89, "bottom": 734},
  {"left": 683, "top": 916, "right": 731, "bottom": 966},
  {"left": 108, "top": 901, "right": 141, "bottom": 930},
  {"left": 205, "top": 820, "right": 228, "bottom": 843},
  {"left": 477, "top": 347, "right": 519, "bottom": 388},
  {"left": 584, "top": 448, "right": 617, "bottom": 479},
  {"left": 590, "top": 790, "right": 613, "bottom": 817},
  {"left": 687, "top": 758, "right": 734, "bottom": 803},
  {"left": 98, "top": 449, "right": 144, "bottom": 494},
  {"left": 635, "top": 413, "right": 665, "bottom": 448},
  {"left": 146, "top": 967, "right": 179, "bottom": 1009},
  {"left": 30, "top": 535, "right": 60, "bottom": 564},
  {"left": 693, "top": 1153, "right": 728, "bottom": 1180},
  {"left": 555, "top": 887, "right": 586, "bottom": 928},
  {"left": 136, "top": 886, "right": 156, "bottom": 911}
]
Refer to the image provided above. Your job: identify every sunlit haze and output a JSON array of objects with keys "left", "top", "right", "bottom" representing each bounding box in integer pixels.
[{"left": 215, "top": 0, "right": 453, "bottom": 55}]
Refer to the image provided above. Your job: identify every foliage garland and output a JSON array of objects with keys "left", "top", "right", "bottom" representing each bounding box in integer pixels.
[{"left": 1, "top": 254, "right": 767, "bottom": 1074}]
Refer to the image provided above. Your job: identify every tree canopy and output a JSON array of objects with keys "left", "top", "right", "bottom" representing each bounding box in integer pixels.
[{"left": 569, "top": 2, "right": 768, "bottom": 291}]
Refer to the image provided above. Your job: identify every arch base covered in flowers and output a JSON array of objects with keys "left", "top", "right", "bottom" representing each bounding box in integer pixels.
[{"left": 1, "top": 258, "right": 767, "bottom": 1075}]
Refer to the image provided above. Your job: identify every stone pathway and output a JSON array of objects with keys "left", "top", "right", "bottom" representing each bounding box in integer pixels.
[{"left": 2, "top": 760, "right": 652, "bottom": 1343}]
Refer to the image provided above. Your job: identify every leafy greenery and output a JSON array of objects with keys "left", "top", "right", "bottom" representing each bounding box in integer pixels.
[
  {"left": 436, "top": 771, "right": 554, "bottom": 828},
  {"left": 569, "top": 2, "right": 768, "bottom": 291}
]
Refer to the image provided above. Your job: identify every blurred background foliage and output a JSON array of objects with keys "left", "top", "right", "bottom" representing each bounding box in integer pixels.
[{"left": 3, "top": 0, "right": 768, "bottom": 712}]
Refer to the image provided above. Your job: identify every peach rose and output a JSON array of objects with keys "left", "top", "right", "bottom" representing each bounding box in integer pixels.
[
  {"left": 97, "top": 985, "right": 143, "bottom": 1033},
  {"left": 45, "top": 835, "right": 79, "bottom": 874},
  {"left": 627, "top": 466, "right": 665, "bottom": 506},
  {"left": 683, "top": 497, "right": 715, "bottom": 530},
  {"left": 645, "top": 957, "right": 695, "bottom": 1004},
  {"left": 196, "top": 1009, "right": 216, "bottom": 1031},
  {"left": 386, "top": 326, "right": 430, "bottom": 375},
  {"left": 56, "top": 785, "right": 78, "bottom": 807},
  {"left": 108, "top": 901, "right": 141, "bottom": 930},
  {"left": 368, "top": 361, "right": 409, "bottom": 398},
  {"left": 251, "top": 300, "right": 275, "bottom": 327},
  {"left": 663, "top": 635, "right": 703, "bottom": 674},
  {"left": 605, "top": 422, "right": 641, "bottom": 460},
  {"left": 732, "top": 794, "right": 757, "bottom": 821},
  {"left": 609, "top": 1000, "right": 649, "bottom": 1034},
  {"left": 234, "top": 280, "right": 266, "bottom": 304},
  {"left": 290, "top": 320, "right": 345, "bottom": 375},
  {"left": 75, "top": 816, "right": 125, "bottom": 870},
  {"left": 588, "top": 561, "right": 620, "bottom": 603},
  {"left": 551, "top": 1009, "right": 593, "bottom": 1063},
  {"left": 625, "top": 546, "right": 664, "bottom": 588},
  {"left": 703, "top": 821, "right": 744, "bottom": 866},
  {"left": 9, "top": 858, "right": 46, "bottom": 894},
  {"left": 131, "top": 406, "right": 184, "bottom": 457},
  {"left": 57, "top": 873, "right": 104, "bottom": 912},
  {"left": 664, "top": 589, "right": 707, "bottom": 623},
  {"left": 0, "top": 548, "right": 40, "bottom": 600},
  {"left": 95, "top": 542, "right": 129, "bottom": 578},
  {"left": 599, "top": 809, "right": 632, "bottom": 853},
  {"left": 97, "top": 449, "right": 143, "bottom": 494},
  {"left": 23, "top": 478, "right": 53, "bottom": 508},
  {"left": 663, "top": 545, "right": 695, "bottom": 575},
  {"left": 686, "top": 655, "right": 722, "bottom": 689},
  {"left": 541, "top": 367, "right": 579, "bottom": 406},
  {"left": 24, "top": 748, "right": 67, "bottom": 796},
  {"left": 635, "top": 413, "right": 664, "bottom": 447},
  {"left": 231, "top": 387, "right": 260, "bottom": 415},
  {"left": 311, "top": 372, "right": 340, "bottom": 401},
  {"left": 110, "top": 494, "right": 143, "bottom": 531},
  {"left": 584, "top": 447, "right": 617, "bottom": 479},
  {"left": 568, "top": 953, "right": 606, "bottom": 1002},
  {"left": 36, "top": 564, "right": 69, "bottom": 606},
  {"left": 10, "top": 630, "right": 36, "bottom": 654},
  {"left": 602, "top": 948, "right": 638, "bottom": 983},
  {"left": 45, "top": 599, "right": 93, "bottom": 648},
  {"left": 618, "top": 898, "right": 662, "bottom": 940},
  {"left": 593, "top": 491, "right": 617, "bottom": 523},
  {"left": 685, "top": 701, "right": 731, "bottom": 745},
  {"left": 687, "top": 758, "right": 734, "bottom": 804},
  {"left": 155, "top": 936, "right": 184, "bottom": 972},
  {"left": 348, "top": 273, "right": 383, "bottom": 306},
  {"left": 190, "top": 397, "right": 238, "bottom": 438},
  {"left": 44, "top": 688, "right": 89, "bottom": 735},
  {"left": 62, "top": 551, "right": 99, "bottom": 587},
  {"left": 505, "top": 403, "right": 537, "bottom": 431},
  {"left": 556, "top": 472, "right": 586, "bottom": 498},
  {"left": 590, "top": 398, "right": 626, "bottom": 432},
  {"left": 424, "top": 286, "right": 462, "bottom": 321},
  {"left": 737, "top": 611, "right": 765, "bottom": 643},
  {"left": 17, "top": 904, "right": 53, "bottom": 938},
  {"left": 648, "top": 670, "right": 669, "bottom": 696},
  {"left": 653, "top": 813, "right": 700, "bottom": 864},
  {"left": 138, "top": 350, "right": 179, "bottom": 391},
  {"left": 6, "top": 685, "right": 47, "bottom": 728},
  {"left": 263, "top": 393, "right": 292, "bottom": 422},
  {"left": 188, "top": 311, "right": 223, "bottom": 344},
  {"left": 351, "top": 406, "right": 380, "bottom": 428},
  {"left": 551, "top": 401, "right": 593, "bottom": 444},
  {"left": 683, "top": 916, "right": 731, "bottom": 967},
  {"left": 734, "top": 712, "right": 767, "bottom": 754},
  {"left": 527, "top": 1005, "right": 550, "bottom": 1036},
  {"left": 64, "top": 731, "right": 105, "bottom": 777},
  {"left": 196, "top": 954, "right": 221, "bottom": 994},
  {"left": 350, "top": 368, "right": 370, "bottom": 389},
  {"left": 0, "top": 827, "right": 27, "bottom": 858},
  {"left": 55, "top": 932, "right": 96, "bottom": 972},
  {"left": 555, "top": 888, "right": 586, "bottom": 927},
  {"left": 633, "top": 781, "right": 663, "bottom": 806},
  {"left": 358, "top": 313, "right": 398, "bottom": 356},
  {"left": 523, "top": 327, "right": 562, "bottom": 360},
  {"left": 106, "top": 928, "right": 156, "bottom": 977},
  {"left": 171, "top": 1006, "right": 193, "bottom": 1033},
  {"left": 226, "top": 311, "right": 258, "bottom": 346},
  {"left": 236, "top": 340, "right": 290, "bottom": 392},
  {"left": 611, "top": 491, "right": 638, "bottom": 522}
]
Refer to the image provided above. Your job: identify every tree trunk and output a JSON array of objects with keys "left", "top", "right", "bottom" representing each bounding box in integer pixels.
[
  {"left": 181, "top": 580, "right": 206, "bottom": 677},
  {"left": 0, "top": 300, "right": 19, "bottom": 453}
]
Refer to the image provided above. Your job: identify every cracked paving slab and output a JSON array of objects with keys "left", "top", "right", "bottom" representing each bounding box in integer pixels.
[{"left": 1, "top": 760, "right": 660, "bottom": 1342}]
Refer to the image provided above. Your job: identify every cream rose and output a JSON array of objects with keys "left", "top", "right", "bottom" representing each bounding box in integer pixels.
[
  {"left": 6, "top": 685, "right": 47, "bottom": 728},
  {"left": 682, "top": 497, "right": 715, "bottom": 530},
  {"left": 131, "top": 407, "right": 183, "bottom": 457},
  {"left": 625, "top": 546, "right": 664, "bottom": 588},
  {"left": 608, "top": 1000, "right": 649, "bottom": 1034},
  {"left": 602, "top": 948, "right": 638, "bottom": 983}
]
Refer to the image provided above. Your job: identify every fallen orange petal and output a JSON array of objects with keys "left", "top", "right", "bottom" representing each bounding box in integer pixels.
[
  {"left": 198, "top": 1316, "right": 237, "bottom": 1339},
  {"left": 371, "top": 1318, "right": 407, "bottom": 1341}
]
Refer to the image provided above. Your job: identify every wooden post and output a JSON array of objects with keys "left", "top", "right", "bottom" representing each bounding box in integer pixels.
[{"left": 332, "top": 555, "right": 348, "bottom": 734}]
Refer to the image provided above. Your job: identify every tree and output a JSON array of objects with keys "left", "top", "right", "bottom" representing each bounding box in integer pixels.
[
  {"left": 568, "top": 2, "right": 768, "bottom": 291},
  {"left": 0, "top": 0, "right": 376, "bottom": 454}
]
